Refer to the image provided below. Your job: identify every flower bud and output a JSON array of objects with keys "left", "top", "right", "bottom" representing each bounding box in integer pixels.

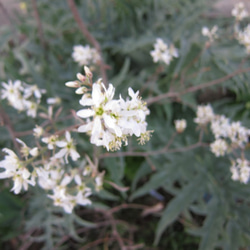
[
  {"left": 75, "top": 87, "right": 88, "bottom": 94},
  {"left": 77, "top": 73, "right": 86, "bottom": 82},
  {"left": 175, "top": 119, "right": 187, "bottom": 133},
  {"left": 84, "top": 66, "right": 93, "bottom": 78},
  {"left": 65, "top": 81, "right": 80, "bottom": 88}
]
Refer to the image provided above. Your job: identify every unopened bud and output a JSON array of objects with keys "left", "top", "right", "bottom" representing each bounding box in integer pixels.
[
  {"left": 30, "top": 147, "right": 39, "bottom": 157},
  {"left": 84, "top": 66, "right": 93, "bottom": 78},
  {"left": 77, "top": 73, "right": 86, "bottom": 82},
  {"left": 75, "top": 87, "right": 87, "bottom": 94},
  {"left": 65, "top": 81, "right": 80, "bottom": 88},
  {"left": 175, "top": 119, "right": 187, "bottom": 133}
]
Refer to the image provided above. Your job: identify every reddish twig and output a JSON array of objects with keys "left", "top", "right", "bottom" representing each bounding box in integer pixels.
[
  {"left": 31, "top": 0, "right": 46, "bottom": 49},
  {"left": 67, "top": 0, "right": 108, "bottom": 85},
  {"left": 0, "top": 107, "right": 20, "bottom": 153},
  {"left": 107, "top": 203, "right": 148, "bottom": 215},
  {"left": 146, "top": 67, "right": 250, "bottom": 105},
  {"left": 99, "top": 141, "right": 208, "bottom": 159}
]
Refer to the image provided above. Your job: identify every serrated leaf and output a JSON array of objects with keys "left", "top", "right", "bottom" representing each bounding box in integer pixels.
[
  {"left": 154, "top": 174, "right": 205, "bottom": 245},
  {"left": 198, "top": 198, "right": 226, "bottom": 250}
]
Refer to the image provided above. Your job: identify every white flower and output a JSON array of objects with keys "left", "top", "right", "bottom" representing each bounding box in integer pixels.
[
  {"left": 230, "top": 159, "right": 250, "bottom": 184},
  {"left": 23, "top": 84, "right": 46, "bottom": 100},
  {"left": 74, "top": 174, "right": 92, "bottom": 206},
  {"left": 72, "top": 45, "right": 101, "bottom": 66},
  {"left": 33, "top": 125, "right": 44, "bottom": 138},
  {"left": 0, "top": 148, "right": 21, "bottom": 179},
  {"left": 232, "top": 2, "right": 248, "bottom": 21},
  {"left": 23, "top": 100, "right": 39, "bottom": 118},
  {"left": 237, "top": 24, "right": 250, "bottom": 54},
  {"left": 174, "top": 119, "right": 187, "bottom": 133},
  {"left": 77, "top": 81, "right": 122, "bottom": 150},
  {"left": 54, "top": 131, "right": 80, "bottom": 163},
  {"left": 210, "top": 139, "right": 228, "bottom": 157},
  {"left": 150, "top": 38, "right": 178, "bottom": 65},
  {"left": 227, "top": 121, "right": 250, "bottom": 147},
  {"left": 194, "top": 104, "right": 214, "bottom": 125},
  {"left": 210, "top": 115, "right": 230, "bottom": 139},
  {"left": 202, "top": 26, "right": 218, "bottom": 42},
  {"left": 0, "top": 148, "right": 35, "bottom": 194},
  {"left": 1, "top": 80, "right": 25, "bottom": 111},
  {"left": 48, "top": 189, "right": 75, "bottom": 213},
  {"left": 36, "top": 159, "right": 64, "bottom": 190},
  {"left": 1, "top": 80, "right": 45, "bottom": 117},
  {"left": 42, "top": 135, "right": 59, "bottom": 150}
]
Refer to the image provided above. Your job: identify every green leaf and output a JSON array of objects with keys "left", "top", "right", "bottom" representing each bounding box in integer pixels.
[
  {"left": 104, "top": 156, "right": 125, "bottom": 183},
  {"left": 129, "top": 169, "right": 169, "bottom": 201},
  {"left": 198, "top": 198, "right": 226, "bottom": 250},
  {"left": 154, "top": 174, "right": 205, "bottom": 245},
  {"left": 72, "top": 213, "right": 96, "bottom": 228}
]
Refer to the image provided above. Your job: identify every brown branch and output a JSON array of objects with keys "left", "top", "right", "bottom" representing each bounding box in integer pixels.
[
  {"left": 146, "top": 67, "right": 250, "bottom": 105},
  {"left": 67, "top": 0, "right": 108, "bottom": 85},
  {"left": 0, "top": 1, "right": 14, "bottom": 26},
  {"left": 31, "top": 0, "right": 46, "bottom": 49},
  {"left": 99, "top": 141, "right": 208, "bottom": 159},
  {"left": 108, "top": 203, "right": 148, "bottom": 215},
  {"left": 0, "top": 107, "right": 20, "bottom": 154}
]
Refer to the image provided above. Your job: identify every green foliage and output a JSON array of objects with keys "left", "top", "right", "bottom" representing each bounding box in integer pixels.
[{"left": 1, "top": 0, "right": 250, "bottom": 249}]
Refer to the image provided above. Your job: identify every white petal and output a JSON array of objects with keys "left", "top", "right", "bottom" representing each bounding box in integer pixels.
[
  {"left": 78, "top": 122, "right": 93, "bottom": 133},
  {"left": 70, "top": 149, "right": 80, "bottom": 161},
  {"left": 77, "top": 109, "right": 95, "bottom": 118},
  {"left": 56, "top": 141, "right": 67, "bottom": 148},
  {"left": 54, "top": 148, "right": 67, "bottom": 159},
  {"left": 65, "top": 131, "right": 71, "bottom": 142}
]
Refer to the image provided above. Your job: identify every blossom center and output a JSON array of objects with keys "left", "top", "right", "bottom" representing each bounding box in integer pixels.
[{"left": 95, "top": 107, "right": 104, "bottom": 116}]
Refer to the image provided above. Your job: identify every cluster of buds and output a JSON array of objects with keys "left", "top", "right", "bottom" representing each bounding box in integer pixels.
[
  {"left": 1, "top": 80, "right": 46, "bottom": 118},
  {"left": 72, "top": 44, "right": 101, "bottom": 67},
  {"left": 194, "top": 104, "right": 250, "bottom": 184},
  {"left": 66, "top": 67, "right": 152, "bottom": 151},
  {"left": 150, "top": 38, "right": 178, "bottom": 65}
]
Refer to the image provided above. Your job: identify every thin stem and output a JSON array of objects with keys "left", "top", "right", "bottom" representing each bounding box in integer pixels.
[
  {"left": 108, "top": 203, "right": 148, "bottom": 215},
  {"left": 67, "top": 0, "right": 109, "bottom": 85},
  {"left": 99, "top": 131, "right": 207, "bottom": 159},
  {"left": 146, "top": 67, "right": 250, "bottom": 105},
  {"left": 31, "top": 0, "right": 46, "bottom": 49},
  {"left": 0, "top": 107, "right": 20, "bottom": 154}
]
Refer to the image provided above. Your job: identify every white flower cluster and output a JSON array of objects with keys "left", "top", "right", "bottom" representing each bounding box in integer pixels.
[
  {"left": 230, "top": 159, "right": 250, "bottom": 184},
  {"left": 201, "top": 26, "right": 218, "bottom": 43},
  {"left": 194, "top": 104, "right": 214, "bottom": 126},
  {"left": 72, "top": 45, "right": 101, "bottom": 66},
  {"left": 232, "top": 2, "right": 248, "bottom": 21},
  {"left": 150, "top": 38, "right": 178, "bottom": 65},
  {"left": 194, "top": 104, "right": 250, "bottom": 183},
  {"left": 1, "top": 80, "right": 46, "bottom": 117},
  {"left": 232, "top": 3, "right": 250, "bottom": 54},
  {"left": 66, "top": 67, "right": 152, "bottom": 151},
  {"left": 0, "top": 130, "right": 102, "bottom": 213},
  {"left": 0, "top": 148, "right": 36, "bottom": 194},
  {"left": 237, "top": 24, "right": 250, "bottom": 54}
]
